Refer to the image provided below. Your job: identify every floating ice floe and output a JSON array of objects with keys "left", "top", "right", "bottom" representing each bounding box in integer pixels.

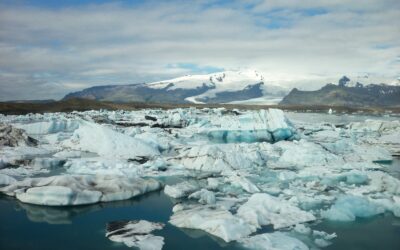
[
  {"left": 0, "top": 173, "right": 16, "bottom": 186},
  {"left": 237, "top": 193, "right": 316, "bottom": 230},
  {"left": 188, "top": 188, "right": 216, "bottom": 204},
  {"left": 14, "top": 117, "right": 80, "bottom": 135},
  {"left": 0, "top": 175, "right": 162, "bottom": 206},
  {"left": 321, "top": 195, "right": 385, "bottom": 221},
  {"left": 0, "top": 145, "right": 55, "bottom": 170},
  {"left": 169, "top": 205, "right": 254, "bottom": 242},
  {"left": 170, "top": 143, "right": 272, "bottom": 173},
  {"left": 322, "top": 139, "right": 393, "bottom": 163},
  {"left": 200, "top": 109, "right": 297, "bottom": 143},
  {"left": 1, "top": 108, "right": 400, "bottom": 249},
  {"left": 274, "top": 139, "right": 342, "bottom": 169},
  {"left": 239, "top": 232, "right": 309, "bottom": 250},
  {"left": 164, "top": 180, "right": 201, "bottom": 199},
  {"left": 106, "top": 220, "right": 165, "bottom": 250},
  {"left": 62, "top": 120, "right": 159, "bottom": 159}
]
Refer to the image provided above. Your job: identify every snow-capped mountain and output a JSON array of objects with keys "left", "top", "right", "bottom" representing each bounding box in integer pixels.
[
  {"left": 63, "top": 70, "right": 288, "bottom": 104},
  {"left": 337, "top": 75, "right": 400, "bottom": 88}
]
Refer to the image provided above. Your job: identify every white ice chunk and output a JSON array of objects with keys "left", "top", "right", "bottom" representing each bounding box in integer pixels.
[
  {"left": 188, "top": 189, "right": 216, "bottom": 204},
  {"left": 106, "top": 220, "right": 165, "bottom": 250},
  {"left": 275, "top": 140, "right": 342, "bottom": 169},
  {"left": 237, "top": 193, "right": 316, "bottom": 230},
  {"left": 15, "top": 119, "right": 79, "bottom": 134},
  {"left": 348, "top": 120, "right": 400, "bottom": 133},
  {"left": 239, "top": 232, "right": 309, "bottom": 250},
  {"left": 321, "top": 195, "right": 385, "bottom": 221},
  {"left": 0, "top": 175, "right": 162, "bottom": 206},
  {"left": 169, "top": 206, "right": 253, "bottom": 242},
  {"left": 228, "top": 175, "right": 260, "bottom": 193},
  {"left": 63, "top": 120, "right": 159, "bottom": 158},
  {"left": 0, "top": 173, "right": 16, "bottom": 186},
  {"left": 164, "top": 181, "right": 200, "bottom": 199},
  {"left": 16, "top": 186, "right": 102, "bottom": 206},
  {"left": 171, "top": 143, "right": 271, "bottom": 173},
  {"left": 203, "top": 109, "right": 297, "bottom": 143}
]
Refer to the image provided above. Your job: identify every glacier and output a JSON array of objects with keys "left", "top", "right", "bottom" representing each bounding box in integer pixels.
[{"left": 1, "top": 108, "right": 400, "bottom": 249}]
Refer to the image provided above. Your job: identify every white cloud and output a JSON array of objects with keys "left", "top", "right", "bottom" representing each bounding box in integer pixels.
[{"left": 0, "top": 0, "right": 398, "bottom": 100}]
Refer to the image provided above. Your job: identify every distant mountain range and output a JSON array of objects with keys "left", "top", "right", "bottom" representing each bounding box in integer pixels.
[
  {"left": 63, "top": 72, "right": 400, "bottom": 107},
  {"left": 63, "top": 70, "right": 288, "bottom": 104},
  {"left": 280, "top": 76, "right": 400, "bottom": 107}
]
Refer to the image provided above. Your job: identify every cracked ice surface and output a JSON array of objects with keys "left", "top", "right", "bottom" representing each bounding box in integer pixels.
[{"left": 1, "top": 108, "right": 400, "bottom": 249}]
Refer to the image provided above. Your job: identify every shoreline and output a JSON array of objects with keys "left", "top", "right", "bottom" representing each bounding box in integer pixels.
[{"left": 1, "top": 98, "right": 400, "bottom": 115}]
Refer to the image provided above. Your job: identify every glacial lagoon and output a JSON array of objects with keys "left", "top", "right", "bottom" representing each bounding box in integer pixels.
[
  {"left": 1, "top": 175, "right": 400, "bottom": 250},
  {"left": 1, "top": 109, "right": 400, "bottom": 249}
]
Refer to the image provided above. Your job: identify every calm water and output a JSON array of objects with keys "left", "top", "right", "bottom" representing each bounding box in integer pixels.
[
  {"left": 0, "top": 191, "right": 243, "bottom": 250},
  {"left": 1, "top": 184, "right": 400, "bottom": 249},
  {"left": 315, "top": 214, "right": 400, "bottom": 250}
]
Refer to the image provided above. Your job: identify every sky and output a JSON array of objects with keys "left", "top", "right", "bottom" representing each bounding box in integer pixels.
[{"left": 0, "top": 0, "right": 399, "bottom": 100}]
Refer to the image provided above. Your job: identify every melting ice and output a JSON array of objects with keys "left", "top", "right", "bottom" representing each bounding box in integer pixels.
[{"left": 1, "top": 108, "right": 400, "bottom": 249}]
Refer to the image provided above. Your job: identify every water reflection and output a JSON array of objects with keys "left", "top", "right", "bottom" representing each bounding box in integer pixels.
[{"left": 12, "top": 191, "right": 164, "bottom": 224}]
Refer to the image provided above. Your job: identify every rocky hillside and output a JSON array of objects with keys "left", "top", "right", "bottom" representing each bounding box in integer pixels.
[{"left": 280, "top": 76, "right": 400, "bottom": 107}]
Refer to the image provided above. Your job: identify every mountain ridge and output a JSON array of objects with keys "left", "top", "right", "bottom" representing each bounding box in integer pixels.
[
  {"left": 280, "top": 76, "right": 400, "bottom": 107},
  {"left": 63, "top": 70, "right": 288, "bottom": 104}
]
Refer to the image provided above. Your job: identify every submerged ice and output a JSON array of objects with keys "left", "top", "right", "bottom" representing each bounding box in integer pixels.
[{"left": 1, "top": 108, "right": 400, "bottom": 249}]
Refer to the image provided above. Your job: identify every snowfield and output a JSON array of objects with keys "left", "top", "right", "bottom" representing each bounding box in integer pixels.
[
  {"left": 148, "top": 69, "right": 286, "bottom": 104},
  {"left": 1, "top": 108, "right": 400, "bottom": 249}
]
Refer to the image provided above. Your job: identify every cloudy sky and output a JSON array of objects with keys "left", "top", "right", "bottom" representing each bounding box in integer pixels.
[{"left": 0, "top": 0, "right": 399, "bottom": 100}]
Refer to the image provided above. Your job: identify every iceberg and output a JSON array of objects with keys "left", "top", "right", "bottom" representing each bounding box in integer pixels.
[
  {"left": 62, "top": 120, "right": 159, "bottom": 159},
  {"left": 15, "top": 118, "right": 80, "bottom": 135},
  {"left": 239, "top": 232, "right": 309, "bottom": 250},
  {"left": 274, "top": 140, "right": 342, "bottom": 169},
  {"left": 106, "top": 220, "right": 165, "bottom": 250},
  {"left": 2, "top": 107, "right": 400, "bottom": 249},
  {"left": 321, "top": 195, "right": 385, "bottom": 221},
  {"left": 0, "top": 173, "right": 16, "bottom": 186},
  {"left": 169, "top": 205, "right": 254, "bottom": 242},
  {"left": 188, "top": 189, "right": 216, "bottom": 205},
  {"left": 0, "top": 175, "right": 162, "bottom": 206},
  {"left": 170, "top": 143, "right": 271, "bottom": 173},
  {"left": 201, "top": 109, "right": 297, "bottom": 143},
  {"left": 237, "top": 193, "right": 316, "bottom": 230},
  {"left": 164, "top": 180, "right": 200, "bottom": 199},
  {"left": 323, "top": 139, "right": 393, "bottom": 163}
]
